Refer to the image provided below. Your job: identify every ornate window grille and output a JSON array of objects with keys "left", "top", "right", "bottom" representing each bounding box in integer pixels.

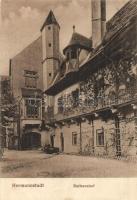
[
  {"left": 24, "top": 70, "right": 38, "bottom": 88},
  {"left": 25, "top": 98, "right": 40, "bottom": 118}
]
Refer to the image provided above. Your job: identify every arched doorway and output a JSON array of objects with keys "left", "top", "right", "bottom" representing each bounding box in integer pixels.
[{"left": 21, "top": 132, "right": 41, "bottom": 150}]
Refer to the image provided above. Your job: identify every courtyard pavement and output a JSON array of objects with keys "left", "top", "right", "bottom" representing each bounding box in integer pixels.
[{"left": 0, "top": 149, "right": 137, "bottom": 178}]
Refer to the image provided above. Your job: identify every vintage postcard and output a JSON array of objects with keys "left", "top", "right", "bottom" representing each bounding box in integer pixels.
[{"left": 0, "top": 0, "right": 137, "bottom": 199}]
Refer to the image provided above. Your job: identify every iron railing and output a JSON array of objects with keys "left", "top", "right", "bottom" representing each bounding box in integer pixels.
[
  {"left": 53, "top": 88, "right": 137, "bottom": 121},
  {"left": 44, "top": 88, "right": 137, "bottom": 122}
]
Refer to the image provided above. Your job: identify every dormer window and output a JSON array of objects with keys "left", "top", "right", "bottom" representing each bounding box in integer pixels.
[
  {"left": 66, "top": 49, "right": 77, "bottom": 60},
  {"left": 66, "top": 52, "right": 70, "bottom": 60},
  {"left": 71, "top": 50, "right": 77, "bottom": 59}
]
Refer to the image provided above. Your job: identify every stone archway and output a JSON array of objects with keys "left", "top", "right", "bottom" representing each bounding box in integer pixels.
[{"left": 21, "top": 132, "right": 41, "bottom": 150}]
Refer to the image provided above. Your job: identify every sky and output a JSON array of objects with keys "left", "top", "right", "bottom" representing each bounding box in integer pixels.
[{"left": 0, "top": 0, "right": 129, "bottom": 75}]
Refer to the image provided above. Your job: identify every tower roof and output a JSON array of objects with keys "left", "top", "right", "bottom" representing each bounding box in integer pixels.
[
  {"left": 63, "top": 32, "right": 92, "bottom": 54},
  {"left": 40, "top": 10, "right": 60, "bottom": 31}
]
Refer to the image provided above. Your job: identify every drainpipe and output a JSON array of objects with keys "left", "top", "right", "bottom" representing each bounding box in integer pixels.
[
  {"left": 132, "top": 104, "right": 137, "bottom": 154},
  {"left": 17, "top": 97, "right": 23, "bottom": 150},
  {"left": 91, "top": 119, "right": 95, "bottom": 153},
  {"left": 79, "top": 120, "right": 82, "bottom": 153},
  {"left": 17, "top": 102, "right": 21, "bottom": 150}
]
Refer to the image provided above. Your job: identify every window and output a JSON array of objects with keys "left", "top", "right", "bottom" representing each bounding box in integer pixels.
[
  {"left": 72, "top": 89, "right": 79, "bottom": 108},
  {"left": 24, "top": 70, "right": 37, "bottom": 76},
  {"left": 66, "top": 52, "right": 70, "bottom": 60},
  {"left": 71, "top": 50, "right": 77, "bottom": 59},
  {"left": 72, "top": 132, "right": 78, "bottom": 145},
  {"left": 48, "top": 26, "right": 51, "bottom": 30},
  {"left": 24, "top": 70, "right": 38, "bottom": 88},
  {"left": 49, "top": 73, "right": 52, "bottom": 77},
  {"left": 25, "top": 77, "right": 37, "bottom": 88},
  {"left": 48, "top": 43, "right": 51, "bottom": 47},
  {"left": 96, "top": 128, "right": 104, "bottom": 146},
  {"left": 25, "top": 99, "right": 40, "bottom": 118},
  {"left": 58, "top": 96, "right": 63, "bottom": 113}
]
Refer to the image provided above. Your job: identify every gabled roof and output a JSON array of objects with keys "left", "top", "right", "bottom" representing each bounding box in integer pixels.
[
  {"left": 40, "top": 10, "right": 60, "bottom": 31},
  {"left": 63, "top": 32, "right": 92, "bottom": 54},
  {"left": 45, "top": 0, "right": 137, "bottom": 95}
]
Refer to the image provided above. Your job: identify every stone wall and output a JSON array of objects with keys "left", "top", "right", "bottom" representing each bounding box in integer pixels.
[
  {"left": 54, "top": 124, "right": 80, "bottom": 153},
  {"left": 10, "top": 36, "right": 43, "bottom": 98},
  {"left": 53, "top": 113, "right": 137, "bottom": 157},
  {"left": 120, "top": 111, "right": 136, "bottom": 156}
]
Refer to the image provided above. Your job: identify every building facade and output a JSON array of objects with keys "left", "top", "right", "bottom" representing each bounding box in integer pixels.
[
  {"left": 10, "top": 37, "right": 43, "bottom": 149},
  {"left": 10, "top": 11, "right": 62, "bottom": 150},
  {"left": 9, "top": 0, "right": 137, "bottom": 157},
  {"left": 43, "top": 0, "right": 137, "bottom": 157}
]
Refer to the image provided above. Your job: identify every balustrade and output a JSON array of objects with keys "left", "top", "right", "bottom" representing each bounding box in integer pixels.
[{"left": 53, "top": 87, "right": 137, "bottom": 121}]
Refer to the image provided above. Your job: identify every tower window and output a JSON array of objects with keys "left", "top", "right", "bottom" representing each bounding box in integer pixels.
[
  {"left": 49, "top": 73, "right": 52, "bottom": 77},
  {"left": 48, "top": 26, "right": 51, "bottom": 30},
  {"left": 48, "top": 43, "right": 51, "bottom": 47}
]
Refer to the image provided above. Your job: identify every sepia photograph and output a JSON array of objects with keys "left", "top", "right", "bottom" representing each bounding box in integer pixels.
[{"left": 0, "top": 0, "right": 137, "bottom": 179}]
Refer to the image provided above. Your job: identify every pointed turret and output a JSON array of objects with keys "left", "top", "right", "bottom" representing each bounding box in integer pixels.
[
  {"left": 40, "top": 10, "right": 60, "bottom": 32},
  {"left": 63, "top": 28, "right": 92, "bottom": 77},
  {"left": 41, "top": 10, "right": 60, "bottom": 107},
  {"left": 63, "top": 32, "right": 92, "bottom": 55}
]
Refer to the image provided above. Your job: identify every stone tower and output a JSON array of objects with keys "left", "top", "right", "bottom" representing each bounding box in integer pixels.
[{"left": 41, "top": 10, "right": 60, "bottom": 93}]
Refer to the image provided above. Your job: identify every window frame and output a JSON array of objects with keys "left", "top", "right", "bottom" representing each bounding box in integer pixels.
[
  {"left": 96, "top": 128, "right": 105, "bottom": 146},
  {"left": 25, "top": 98, "right": 40, "bottom": 119},
  {"left": 71, "top": 50, "right": 77, "bottom": 59},
  {"left": 24, "top": 70, "right": 38, "bottom": 89},
  {"left": 57, "top": 96, "right": 64, "bottom": 113},
  {"left": 66, "top": 52, "right": 70, "bottom": 60},
  {"left": 72, "top": 132, "right": 78, "bottom": 146}
]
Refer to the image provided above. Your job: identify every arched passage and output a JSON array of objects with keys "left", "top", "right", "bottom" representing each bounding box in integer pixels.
[{"left": 21, "top": 132, "right": 41, "bottom": 150}]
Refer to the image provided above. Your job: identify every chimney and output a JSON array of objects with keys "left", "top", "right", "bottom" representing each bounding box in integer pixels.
[{"left": 92, "top": 0, "right": 106, "bottom": 49}]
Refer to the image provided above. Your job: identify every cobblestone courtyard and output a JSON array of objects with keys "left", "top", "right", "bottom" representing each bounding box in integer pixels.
[{"left": 0, "top": 150, "right": 137, "bottom": 178}]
